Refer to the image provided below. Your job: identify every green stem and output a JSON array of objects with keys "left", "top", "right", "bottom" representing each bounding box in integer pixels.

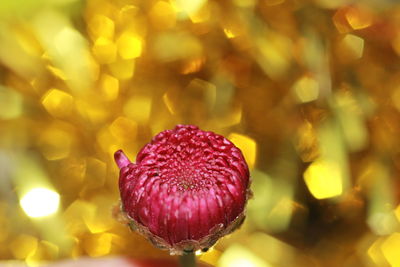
[{"left": 179, "top": 252, "right": 197, "bottom": 267}]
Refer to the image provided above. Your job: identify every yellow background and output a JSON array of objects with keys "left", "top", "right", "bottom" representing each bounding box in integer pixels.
[{"left": 0, "top": 0, "right": 400, "bottom": 266}]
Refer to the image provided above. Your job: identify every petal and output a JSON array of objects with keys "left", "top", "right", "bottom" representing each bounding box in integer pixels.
[
  {"left": 187, "top": 193, "right": 201, "bottom": 240},
  {"left": 206, "top": 187, "right": 224, "bottom": 228},
  {"left": 197, "top": 190, "right": 211, "bottom": 236},
  {"left": 156, "top": 183, "right": 171, "bottom": 242},
  {"left": 174, "top": 192, "right": 189, "bottom": 243},
  {"left": 114, "top": 150, "right": 131, "bottom": 169}
]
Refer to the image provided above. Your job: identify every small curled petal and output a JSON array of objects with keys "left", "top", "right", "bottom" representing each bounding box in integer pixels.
[{"left": 114, "top": 150, "right": 131, "bottom": 169}]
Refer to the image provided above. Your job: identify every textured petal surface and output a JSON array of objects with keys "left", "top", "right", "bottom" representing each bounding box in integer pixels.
[{"left": 115, "top": 125, "right": 250, "bottom": 254}]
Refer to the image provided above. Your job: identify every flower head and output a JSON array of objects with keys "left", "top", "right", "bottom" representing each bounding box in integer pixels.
[{"left": 115, "top": 125, "right": 251, "bottom": 255}]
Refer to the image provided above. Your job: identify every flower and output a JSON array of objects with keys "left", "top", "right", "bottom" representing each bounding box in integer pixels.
[{"left": 114, "top": 125, "right": 251, "bottom": 255}]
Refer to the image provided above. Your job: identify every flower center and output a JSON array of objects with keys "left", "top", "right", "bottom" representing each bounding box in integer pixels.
[
  {"left": 162, "top": 161, "right": 208, "bottom": 191},
  {"left": 176, "top": 165, "right": 198, "bottom": 190}
]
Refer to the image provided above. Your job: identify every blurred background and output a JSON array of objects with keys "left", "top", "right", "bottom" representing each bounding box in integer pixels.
[{"left": 1, "top": 0, "right": 400, "bottom": 266}]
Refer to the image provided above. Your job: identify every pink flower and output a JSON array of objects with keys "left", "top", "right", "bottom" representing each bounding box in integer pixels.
[{"left": 114, "top": 125, "right": 251, "bottom": 255}]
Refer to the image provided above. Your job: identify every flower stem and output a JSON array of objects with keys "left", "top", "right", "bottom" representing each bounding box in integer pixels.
[{"left": 179, "top": 252, "right": 197, "bottom": 267}]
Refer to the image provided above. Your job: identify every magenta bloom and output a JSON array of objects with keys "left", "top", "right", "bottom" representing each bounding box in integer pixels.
[{"left": 114, "top": 125, "right": 251, "bottom": 254}]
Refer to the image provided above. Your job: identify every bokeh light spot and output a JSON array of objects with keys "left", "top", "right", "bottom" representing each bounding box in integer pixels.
[
  {"left": 83, "top": 233, "right": 114, "bottom": 257},
  {"left": 228, "top": 133, "right": 257, "bottom": 169},
  {"left": 381, "top": 233, "right": 400, "bottom": 267},
  {"left": 20, "top": 188, "right": 60, "bottom": 218},
  {"left": 10, "top": 234, "right": 38, "bottom": 260},
  {"left": 150, "top": 1, "right": 176, "bottom": 29},
  {"left": 92, "top": 37, "right": 117, "bottom": 64},
  {"left": 88, "top": 14, "right": 115, "bottom": 40},
  {"left": 108, "top": 58, "right": 135, "bottom": 80},
  {"left": 218, "top": 244, "right": 271, "bottom": 267},
  {"left": 123, "top": 95, "right": 152, "bottom": 123},
  {"left": 99, "top": 74, "right": 119, "bottom": 101},
  {"left": 41, "top": 88, "right": 74, "bottom": 118},
  {"left": 0, "top": 86, "right": 23, "bottom": 119},
  {"left": 39, "top": 125, "right": 73, "bottom": 160},
  {"left": 172, "top": 0, "right": 207, "bottom": 19},
  {"left": 304, "top": 159, "right": 343, "bottom": 199},
  {"left": 116, "top": 32, "right": 143, "bottom": 59},
  {"left": 341, "top": 34, "right": 364, "bottom": 59},
  {"left": 109, "top": 116, "right": 138, "bottom": 141},
  {"left": 345, "top": 6, "right": 373, "bottom": 30},
  {"left": 293, "top": 75, "right": 319, "bottom": 103}
]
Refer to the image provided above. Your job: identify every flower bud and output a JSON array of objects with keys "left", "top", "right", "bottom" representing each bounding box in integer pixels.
[{"left": 115, "top": 125, "right": 251, "bottom": 255}]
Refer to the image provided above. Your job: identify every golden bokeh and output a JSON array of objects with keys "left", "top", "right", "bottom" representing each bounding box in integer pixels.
[{"left": 1, "top": 0, "right": 400, "bottom": 266}]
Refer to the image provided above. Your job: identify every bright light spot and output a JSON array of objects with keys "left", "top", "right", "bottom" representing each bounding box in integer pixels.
[
  {"left": 342, "top": 34, "right": 364, "bottom": 59},
  {"left": 123, "top": 95, "right": 152, "bottom": 123},
  {"left": 54, "top": 27, "right": 81, "bottom": 57},
  {"left": 381, "top": 232, "right": 400, "bottom": 267},
  {"left": 293, "top": 75, "right": 319, "bottom": 103},
  {"left": 88, "top": 14, "right": 115, "bottom": 40},
  {"left": 108, "top": 58, "right": 135, "bottom": 80},
  {"left": 218, "top": 244, "right": 271, "bottom": 267},
  {"left": 367, "top": 238, "right": 387, "bottom": 266},
  {"left": 149, "top": 1, "right": 177, "bottom": 29},
  {"left": 345, "top": 6, "right": 372, "bottom": 30},
  {"left": 39, "top": 125, "right": 73, "bottom": 161},
  {"left": 41, "top": 88, "right": 74, "bottom": 118},
  {"left": 100, "top": 74, "right": 119, "bottom": 101},
  {"left": 172, "top": 0, "right": 207, "bottom": 18},
  {"left": 20, "top": 188, "right": 60, "bottom": 218},
  {"left": 223, "top": 28, "right": 236, "bottom": 39},
  {"left": 367, "top": 211, "right": 398, "bottom": 236},
  {"left": 116, "top": 32, "right": 143, "bottom": 59},
  {"left": 304, "top": 159, "right": 343, "bottom": 199},
  {"left": 0, "top": 86, "right": 23, "bottom": 119},
  {"left": 92, "top": 37, "right": 117, "bottom": 64},
  {"left": 228, "top": 133, "right": 257, "bottom": 169}
]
